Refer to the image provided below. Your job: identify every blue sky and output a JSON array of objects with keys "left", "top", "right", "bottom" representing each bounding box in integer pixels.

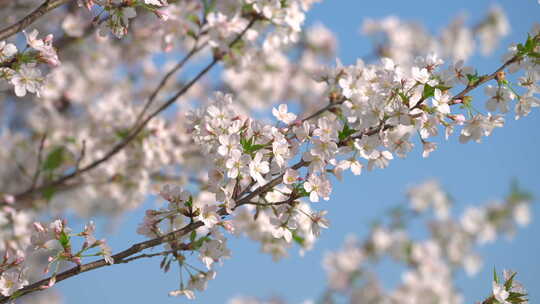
[{"left": 57, "top": 1, "right": 540, "bottom": 303}]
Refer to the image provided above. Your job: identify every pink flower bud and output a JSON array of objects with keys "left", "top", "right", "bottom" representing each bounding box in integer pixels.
[
  {"left": 2, "top": 194, "right": 15, "bottom": 204},
  {"left": 154, "top": 10, "right": 169, "bottom": 21},
  {"left": 33, "top": 222, "right": 46, "bottom": 232},
  {"left": 40, "top": 276, "right": 56, "bottom": 289},
  {"left": 221, "top": 221, "right": 235, "bottom": 233},
  {"left": 44, "top": 34, "right": 54, "bottom": 43},
  {"left": 72, "top": 256, "right": 82, "bottom": 265}
]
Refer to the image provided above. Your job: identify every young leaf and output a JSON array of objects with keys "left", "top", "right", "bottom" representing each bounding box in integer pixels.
[{"left": 42, "top": 147, "right": 65, "bottom": 171}]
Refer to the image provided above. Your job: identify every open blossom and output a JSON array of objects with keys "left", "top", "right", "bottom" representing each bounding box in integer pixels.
[
  {"left": 272, "top": 104, "right": 297, "bottom": 124},
  {"left": 249, "top": 152, "right": 269, "bottom": 185},
  {"left": 304, "top": 174, "right": 331, "bottom": 202},
  {"left": 0, "top": 270, "right": 28, "bottom": 296},
  {"left": 11, "top": 64, "right": 43, "bottom": 97},
  {"left": 283, "top": 168, "right": 299, "bottom": 184},
  {"left": 99, "top": 240, "right": 114, "bottom": 264},
  {"left": 225, "top": 149, "right": 250, "bottom": 178},
  {"left": 144, "top": 0, "right": 167, "bottom": 6},
  {"left": 485, "top": 85, "right": 515, "bottom": 113},
  {"left": 199, "top": 205, "right": 220, "bottom": 228},
  {"left": 0, "top": 41, "right": 17, "bottom": 62},
  {"left": 422, "top": 141, "right": 437, "bottom": 158},
  {"left": 310, "top": 210, "right": 329, "bottom": 236},
  {"left": 459, "top": 114, "right": 504, "bottom": 143},
  {"left": 432, "top": 89, "right": 451, "bottom": 114},
  {"left": 199, "top": 239, "right": 230, "bottom": 269},
  {"left": 160, "top": 184, "right": 190, "bottom": 204},
  {"left": 367, "top": 150, "right": 393, "bottom": 171},
  {"left": 412, "top": 66, "right": 437, "bottom": 86},
  {"left": 492, "top": 281, "right": 510, "bottom": 304},
  {"left": 23, "top": 29, "right": 60, "bottom": 66},
  {"left": 169, "top": 287, "right": 195, "bottom": 299}
]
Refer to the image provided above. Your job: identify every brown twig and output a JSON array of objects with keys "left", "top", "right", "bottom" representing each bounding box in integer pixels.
[
  {"left": 30, "top": 133, "right": 47, "bottom": 190},
  {"left": 134, "top": 40, "right": 209, "bottom": 125},
  {"left": 74, "top": 139, "right": 86, "bottom": 173},
  {"left": 0, "top": 0, "right": 71, "bottom": 41}
]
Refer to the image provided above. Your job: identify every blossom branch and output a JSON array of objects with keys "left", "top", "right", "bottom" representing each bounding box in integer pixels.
[
  {"left": 0, "top": 0, "right": 71, "bottom": 41},
  {"left": 0, "top": 222, "right": 202, "bottom": 303},
  {"left": 6, "top": 17, "right": 259, "bottom": 208}
]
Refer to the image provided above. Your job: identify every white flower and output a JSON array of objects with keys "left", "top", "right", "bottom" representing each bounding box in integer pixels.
[
  {"left": 412, "top": 66, "right": 436, "bottom": 86},
  {"left": 310, "top": 210, "right": 329, "bottom": 236},
  {"left": 272, "top": 104, "right": 297, "bottom": 124},
  {"left": 492, "top": 281, "right": 510, "bottom": 304},
  {"left": 144, "top": 0, "right": 167, "bottom": 6},
  {"left": 99, "top": 240, "right": 114, "bottom": 264},
  {"left": 432, "top": 89, "right": 451, "bottom": 114},
  {"left": 422, "top": 141, "right": 437, "bottom": 158},
  {"left": 485, "top": 85, "right": 515, "bottom": 113},
  {"left": 367, "top": 150, "right": 393, "bottom": 171},
  {"left": 513, "top": 203, "right": 531, "bottom": 227},
  {"left": 200, "top": 205, "right": 220, "bottom": 228},
  {"left": 217, "top": 134, "right": 240, "bottom": 157},
  {"left": 372, "top": 228, "right": 392, "bottom": 252},
  {"left": 199, "top": 239, "right": 230, "bottom": 269},
  {"left": 0, "top": 41, "right": 17, "bottom": 62},
  {"left": 304, "top": 174, "right": 331, "bottom": 202},
  {"left": 169, "top": 287, "right": 195, "bottom": 299},
  {"left": 11, "top": 64, "right": 43, "bottom": 97},
  {"left": 225, "top": 149, "right": 250, "bottom": 179},
  {"left": 283, "top": 168, "right": 299, "bottom": 184},
  {"left": 249, "top": 152, "right": 269, "bottom": 185},
  {"left": 23, "top": 29, "right": 59, "bottom": 65},
  {"left": 0, "top": 270, "right": 28, "bottom": 296}
]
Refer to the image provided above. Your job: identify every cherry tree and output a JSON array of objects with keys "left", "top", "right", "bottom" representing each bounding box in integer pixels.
[{"left": 0, "top": 0, "right": 538, "bottom": 303}]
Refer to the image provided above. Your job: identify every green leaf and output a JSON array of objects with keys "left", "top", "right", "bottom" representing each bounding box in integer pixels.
[
  {"left": 58, "top": 231, "right": 70, "bottom": 248},
  {"left": 187, "top": 14, "right": 200, "bottom": 25},
  {"left": 466, "top": 73, "right": 480, "bottom": 86},
  {"left": 504, "top": 272, "right": 517, "bottom": 290},
  {"left": 422, "top": 84, "right": 436, "bottom": 100},
  {"left": 202, "top": 0, "right": 217, "bottom": 16},
  {"left": 338, "top": 123, "right": 356, "bottom": 141},
  {"left": 241, "top": 136, "right": 266, "bottom": 154},
  {"left": 293, "top": 182, "right": 309, "bottom": 198},
  {"left": 191, "top": 236, "right": 210, "bottom": 250},
  {"left": 493, "top": 267, "right": 499, "bottom": 284},
  {"left": 42, "top": 186, "right": 56, "bottom": 201},
  {"left": 42, "top": 147, "right": 65, "bottom": 171},
  {"left": 189, "top": 230, "right": 197, "bottom": 242},
  {"left": 185, "top": 196, "right": 193, "bottom": 208},
  {"left": 292, "top": 231, "right": 304, "bottom": 246},
  {"left": 115, "top": 129, "right": 130, "bottom": 140}
]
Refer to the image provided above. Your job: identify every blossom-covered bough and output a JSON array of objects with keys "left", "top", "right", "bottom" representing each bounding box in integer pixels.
[{"left": 0, "top": 0, "right": 538, "bottom": 303}]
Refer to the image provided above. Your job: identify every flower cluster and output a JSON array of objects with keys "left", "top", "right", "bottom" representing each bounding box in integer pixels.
[
  {"left": 0, "top": 216, "right": 112, "bottom": 298},
  {"left": 229, "top": 181, "right": 531, "bottom": 304},
  {"left": 0, "top": 30, "right": 59, "bottom": 97},
  {"left": 362, "top": 6, "right": 510, "bottom": 67},
  {"left": 0, "top": 1, "right": 538, "bottom": 302}
]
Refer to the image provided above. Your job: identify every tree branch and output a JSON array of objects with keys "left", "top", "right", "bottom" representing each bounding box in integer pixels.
[
  {"left": 0, "top": 0, "right": 71, "bottom": 41},
  {"left": 0, "top": 222, "right": 203, "bottom": 303},
  {"left": 6, "top": 17, "right": 259, "bottom": 208}
]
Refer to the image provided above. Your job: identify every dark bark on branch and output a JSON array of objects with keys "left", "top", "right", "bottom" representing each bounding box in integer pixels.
[{"left": 0, "top": 0, "right": 71, "bottom": 41}]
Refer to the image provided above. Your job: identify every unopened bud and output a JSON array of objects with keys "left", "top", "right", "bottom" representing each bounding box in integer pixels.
[
  {"left": 496, "top": 71, "right": 506, "bottom": 83},
  {"left": 154, "top": 10, "right": 169, "bottom": 21},
  {"left": 33, "top": 222, "right": 46, "bottom": 233}
]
